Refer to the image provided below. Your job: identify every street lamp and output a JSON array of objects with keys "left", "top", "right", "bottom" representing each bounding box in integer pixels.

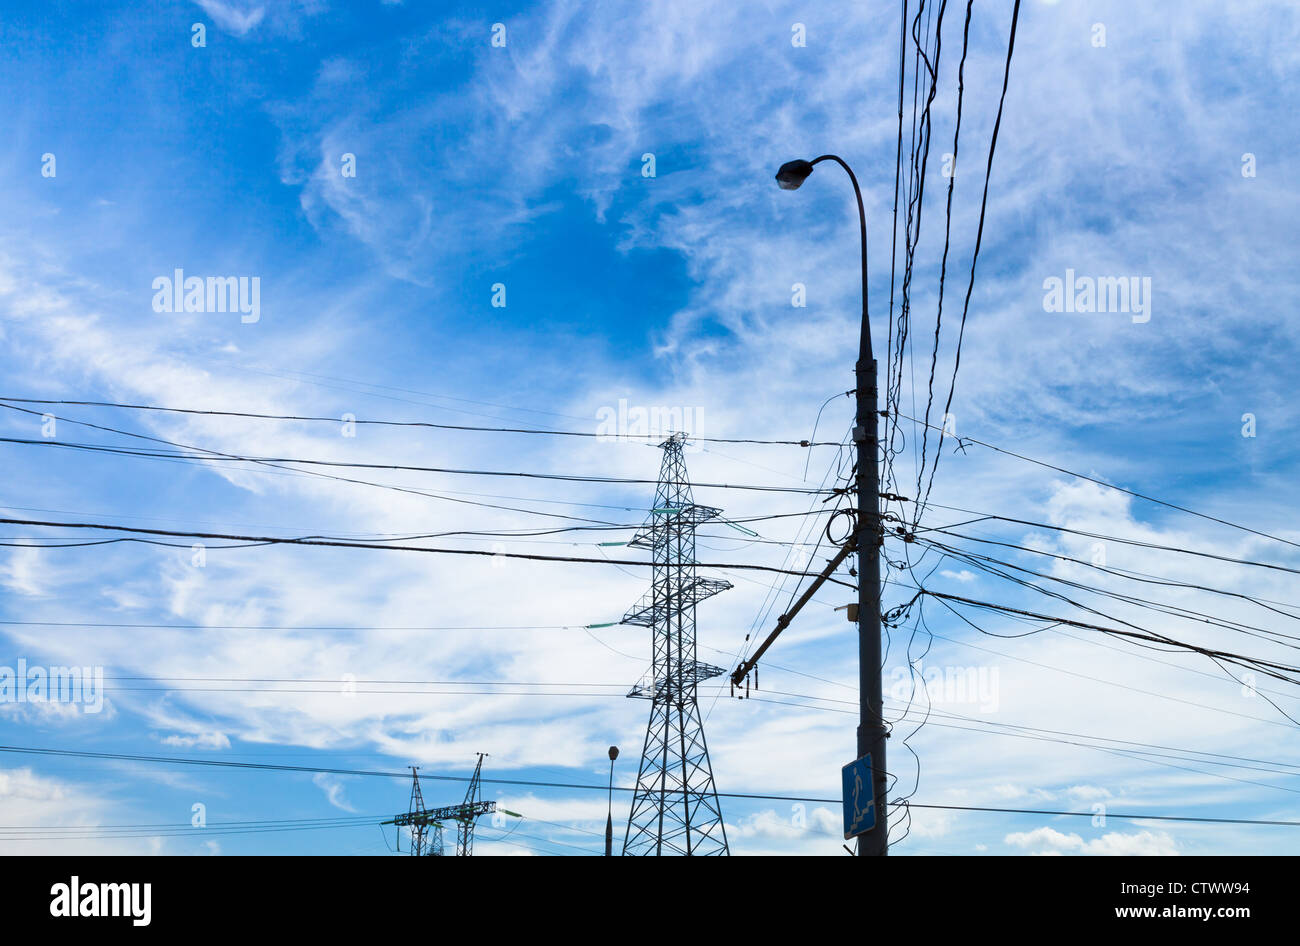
[
  {"left": 775, "top": 154, "right": 887, "bottom": 856},
  {"left": 775, "top": 159, "right": 815, "bottom": 190},
  {"left": 605, "top": 745, "right": 619, "bottom": 856}
]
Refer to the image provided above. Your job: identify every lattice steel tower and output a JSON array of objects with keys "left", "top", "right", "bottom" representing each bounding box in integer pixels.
[
  {"left": 382, "top": 755, "right": 495, "bottom": 856},
  {"left": 390, "top": 766, "right": 444, "bottom": 856},
  {"left": 455, "top": 752, "right": 490, "bottom": 857},
  {"left": 621, "top": 432, "right": 731, "bottom": 856}
]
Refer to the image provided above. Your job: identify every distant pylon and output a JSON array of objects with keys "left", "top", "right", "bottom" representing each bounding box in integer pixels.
[
  {"left": 383, "top": 756, "right": 495, "bottom": 856},
  {"left": 455, "top": 752, "right": 489, "bottom": 857},
  {"left": 394, "top": 766, "right": 444, "bottom": 856},
  {"left": 621, "top": 432, "right": 731, "bottom": 856}
]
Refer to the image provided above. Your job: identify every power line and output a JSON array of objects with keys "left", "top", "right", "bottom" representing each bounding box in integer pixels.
[
  {"left": 80, "top": 669, "right": 1300, "bottom": 785},
  {"left": 874, "top": 575, "right": 1300, "bottom": 727},
  {"left": 707, "top": 426, "right": 855, "bottom": 724},
  {"left": 0, "top": 619, "right": 576, "bottom": 631},
  {"left": 914, "top": 0, "right": 975, "bottom": 520},
  {"left": 916, "top": 533, "right": 1300, "bottom": 651},
  {"left": 0, "top": 437, "right": 834, "bottom": 496},
  {"left": 925, "top": 590, "right": 1300, "bottom": 683},
  {"left": 918, "top": 618, "right": 1300, "bottom": 731},
  {"left": 1, "top": 743, "right": 1296, "bottom": 827},
  {"left": 96, "top": 687, "right": 633, "bottom": 696},
  {"left": 0, "top": 397, "right": 835, "bottom": 447},
  {"left": 0, "top": 814, "right": 383, "bottom": 832},
  {"left": 751, "top": 695, "right": 1300, "bottom": 791},
  {"left": 896, "top": 804, "right": 1300, "bottom": 828},
  {"left": 901, "top": 501, "right": 1300, "bottom": 578},
  {"left": 0, "top": 403, "right": 641, "bottom": 528},
  {"left": 915, "top": 0, "right": 1022, "bottom": 519},
  {"left": 0, "top": 813, "right": 588, "bottom": 857},
  {"left": 0, "top": 500, "right": 832, "bottom": 544},
  {"left": 882, "top": 702, "right": 1300, "bottom": 776},
  {"left": 902, "top": 542, "right": 1300, "bottom": 703},
  {"left": 0, "top": 516, "right": 845, "bottom": 582},
  {"left": 920, "top": 524, "right": 1300, "bottom": 621},
  {"left": 0, "top": 816, "right": 385, "bottom": 842},
  {"left": 897, "top": 410, "right": 1300, "bottom": 553},
  {"left": 901, "top": 533, "right": 1300, "bottom": 725},
  {"left": 731, "top": 664, "right": 1300, "bottom": 775}
]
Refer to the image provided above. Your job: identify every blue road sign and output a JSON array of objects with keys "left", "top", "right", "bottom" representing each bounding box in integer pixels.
[{"left": 842, "top": 754, "right": 876, "bottom": 839}]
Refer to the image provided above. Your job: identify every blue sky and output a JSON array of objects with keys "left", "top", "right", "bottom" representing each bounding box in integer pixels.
[{"left": 1, "top": 0, "right": 1299, "bottom": 856}]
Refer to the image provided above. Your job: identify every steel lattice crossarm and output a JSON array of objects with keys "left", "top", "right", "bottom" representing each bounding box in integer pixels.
[
  {"left": 620, "top": 576, "right": 732, "bottom": 627},
  {"left": 382, "top": 812, "right": 444, "bottom": 855},
  {"left": 627, "top": 502, "right": 723, "bottom": 548},
  {"left": 627, "top": 659, "right": 729, "bottom": 700},
  {"left": 385, "top": 800, "right": 495, "bottom": 827},
  {"left": 384, "top": 811, "right": 442, "bottom": 828}
]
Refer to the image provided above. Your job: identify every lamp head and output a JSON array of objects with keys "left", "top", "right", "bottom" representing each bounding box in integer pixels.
[
  {"left": 775, "top": 159, "right": 815, "bottom": 190},
  {"left": 608, "top": 745, "right": 620, "bottom": 761}
]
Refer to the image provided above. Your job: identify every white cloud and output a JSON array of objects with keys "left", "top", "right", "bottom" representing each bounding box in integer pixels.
[
  {"left": 0, "top": 547, "right": 50, "bottom": 596},
  {"left": 160, "top": 732, "right": 232, "bottom": 750},
  {"left": 312, "top": 773, "right": 357, "bottom": 812},
  {"left": 195, "top": 0, "right": 265, "bottom": 36},
  {"left": 1004, "top": 826, "right": 1178, "bottom": 856},
  {"left": 0, "top": 767, "right": 157, "bottom": 855},
  {"left": 1064, "top": 785, "right": 1112, "bottom": 802}
]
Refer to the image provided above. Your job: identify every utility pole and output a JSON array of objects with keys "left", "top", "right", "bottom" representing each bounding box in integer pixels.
[
  {"left": 767, "top": 155, "right": 887, "bottom": 856},
  {"left": 855, "top": 346, "right": 887, "bottom": 858}
]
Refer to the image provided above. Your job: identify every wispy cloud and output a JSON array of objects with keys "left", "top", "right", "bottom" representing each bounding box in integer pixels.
[
  {"left": 195, "top": 0, "right": 266, "bottom": 36},
  {"left": 312, "top": 773, "right": 358, "bottom": 812}
]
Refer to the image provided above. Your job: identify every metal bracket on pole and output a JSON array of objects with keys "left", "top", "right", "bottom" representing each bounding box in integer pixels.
[{"left": 729, "top": 538, "right": 856, "bottom": 687}]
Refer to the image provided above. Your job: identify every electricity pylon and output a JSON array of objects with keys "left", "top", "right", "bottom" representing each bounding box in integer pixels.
[
  {"left": 455, "top": 752, "right": 490, "bottom": 857},
  {"left": 388, "top": 766, "right": 445, "bottom": 856},
  {"left": 621, "top": 432, "right": 731, "bottom": 856},
  {"left": 383, "top": 754, "right": 495, "bottom": 856}
]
